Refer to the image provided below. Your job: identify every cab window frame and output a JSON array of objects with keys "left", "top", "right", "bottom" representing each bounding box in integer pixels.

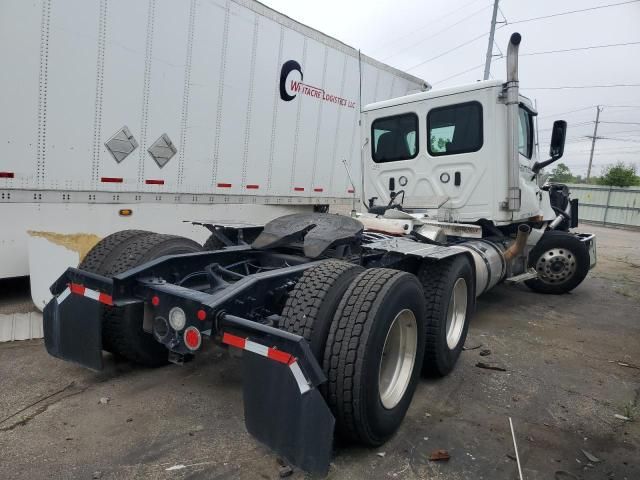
[
  {"left": 371, "top": 112, "right": 420, "bottom": 163},
  {"left": 518, "top": 105, "right": 535, "bottom": 159},
  {"left": 427, "top": 101, "right": 484, "bottom": 157}
]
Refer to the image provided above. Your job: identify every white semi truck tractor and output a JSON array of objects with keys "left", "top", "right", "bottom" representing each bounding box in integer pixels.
[{"left": 43, "top": 33, "right": 595, "bottom": 475}]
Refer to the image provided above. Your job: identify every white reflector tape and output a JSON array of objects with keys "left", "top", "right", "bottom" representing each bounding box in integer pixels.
[
  {"left": 221, "top": 332, "right": 311, "bottom": 395},
  {"left": 289, "top": 361, "right": 311, "bottom": 394},
  {"left": 57, "top": 287, "right": 71, "bottom": 305},
  {"left": 84, "top": 288, "right": 100, "bottom": 301},
  {"left": 244, "top": 339, "right": 270, "bottom": 357}
]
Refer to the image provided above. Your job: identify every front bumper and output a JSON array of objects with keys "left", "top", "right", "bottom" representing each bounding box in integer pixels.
[{"left": 577, "top": 233, "right": 597, "bottom": 269}]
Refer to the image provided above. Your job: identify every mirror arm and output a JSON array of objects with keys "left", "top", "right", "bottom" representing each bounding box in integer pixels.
[{"left": 532, "top": 153, "right": 563, "bottom": 174}]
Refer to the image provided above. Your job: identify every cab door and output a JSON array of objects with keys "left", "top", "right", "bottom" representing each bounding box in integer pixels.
[
  {"left": 417, "top": 100, "right": 491, "bottom": 219},
  {"left": 364, "top": 111, "right": 422, "bottom": 208}
]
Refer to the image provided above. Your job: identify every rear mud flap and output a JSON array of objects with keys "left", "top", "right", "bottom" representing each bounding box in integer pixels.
[
  {"left": 43, "top": 291, "right": 103, "bottom": 371},
  {"left": 242, "top": 352, "right": 335, "bottom": 475}
]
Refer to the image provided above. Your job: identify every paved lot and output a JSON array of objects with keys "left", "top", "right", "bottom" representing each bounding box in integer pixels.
[{"left": 0, "top": 224, "right": 638, "bottom": 480}]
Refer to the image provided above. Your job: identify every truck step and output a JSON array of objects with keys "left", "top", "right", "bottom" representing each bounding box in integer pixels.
[{"left": 505, "top": 268, "right": 538, "bottom": 284}]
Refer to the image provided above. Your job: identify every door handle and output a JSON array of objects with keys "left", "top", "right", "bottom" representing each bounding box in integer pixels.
[{"left": 454, "top": 171, "right": 461, "bottom": 186}]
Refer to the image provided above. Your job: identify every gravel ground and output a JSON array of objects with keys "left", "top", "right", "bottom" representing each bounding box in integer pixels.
[{"left": 0, "top": 224, "right": 638, "bottom": 480}]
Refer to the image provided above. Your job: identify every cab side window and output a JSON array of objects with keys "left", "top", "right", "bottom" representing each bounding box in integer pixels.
[
  {"left": 427, "top": 102, "right": 483, "bottom": 156},
  {"left": 518, "top": 107, "right": 534, "bottom": 159},
  {"left": 372, "top": 113, "right": 419, "bottom": 163}
]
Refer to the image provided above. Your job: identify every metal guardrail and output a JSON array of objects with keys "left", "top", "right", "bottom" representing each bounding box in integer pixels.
[{"left": 567, "top": 184, "right": 640, "bottom": 228}]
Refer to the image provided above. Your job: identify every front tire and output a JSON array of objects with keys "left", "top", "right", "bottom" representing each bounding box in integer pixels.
[
  {"left": 323, "top": 269, "right": 426, "bottom": 445},
  {"left": 525, "top": 230, "right": 590, "bottom": 294}
]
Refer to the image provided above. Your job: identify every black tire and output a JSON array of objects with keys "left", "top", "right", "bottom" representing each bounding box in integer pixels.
[
  {"left": 525, "top": 230, "right": 590, "bottom": 294},
  {"left": 79, "top": 230, "right": 152, "bottom": 273},
  {"left": 418, "top": 256, "right": 474, "bottom": 377},
  {"left": 281, "top": 260, "right": 363, "bottom": 361},
  {"left": 79, "top": 232, "right": 203, "bottom": 366},
  {"left": 323, "top": 269, "right": 426, "bottom": 446},
  {"left": 202, "top": 235, "right": 225, "bottom": 251}
]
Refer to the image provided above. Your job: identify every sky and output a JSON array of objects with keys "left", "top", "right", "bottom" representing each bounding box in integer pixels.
[{"left": 260, "top": 0, "right": 640, "bottom": 177}]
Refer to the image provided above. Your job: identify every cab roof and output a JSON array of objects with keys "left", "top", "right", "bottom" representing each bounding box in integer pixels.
[{"left": 362, "top": 79, "right": 534, "bottom": 113}]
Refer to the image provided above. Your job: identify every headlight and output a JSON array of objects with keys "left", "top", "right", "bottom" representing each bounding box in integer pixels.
[{"left": 168, "top": 307, "right": 186, "bottom": 331}]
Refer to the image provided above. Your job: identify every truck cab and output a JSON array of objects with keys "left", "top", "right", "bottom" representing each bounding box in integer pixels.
[{"left": 361, "top": 80, "right": 555, "bottom": 225}]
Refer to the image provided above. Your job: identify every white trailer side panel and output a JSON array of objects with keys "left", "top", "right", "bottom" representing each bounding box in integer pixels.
[{"left": 0, "top": 0, "right": 427, "bottom": 279}]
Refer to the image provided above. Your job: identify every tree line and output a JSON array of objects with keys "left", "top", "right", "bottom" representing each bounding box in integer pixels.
[{"left": 548, "top": 161, "right": 640, "bottom": 187}]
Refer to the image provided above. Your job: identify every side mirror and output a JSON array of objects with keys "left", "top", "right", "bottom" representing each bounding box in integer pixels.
[
  {"left": 532, "top": 120, "right": 567, "bottom": 174},
  {"left": 549, "top": 120, "right": 567, "bottom": 159}
]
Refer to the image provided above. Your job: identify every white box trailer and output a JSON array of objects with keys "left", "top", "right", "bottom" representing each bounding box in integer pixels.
[{"left": 0, "top": 0, "right": 428, "bottom": 281}]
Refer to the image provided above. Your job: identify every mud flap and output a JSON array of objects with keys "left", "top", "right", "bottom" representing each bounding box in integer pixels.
[
  {"left": 242, "top": 352, "right": 335, "bottom": 475},
  {"left": 43, "top": 291, "right": 103, "bottom": 371}
]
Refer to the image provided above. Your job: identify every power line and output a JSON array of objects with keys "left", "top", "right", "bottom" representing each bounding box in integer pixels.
[
  {"left": 520, "top": 41, "right": 640, "bottom": 57},
  {"left": 524, "top": 84, "right": 640, "bottom": 90},
  {"left": 381, "top": 5, "right": 492, "bottom": 62},
  {"left": 432, "top": 62, "right": 486, "bottom": 85},
  {"left": 538, "top": 106, "right": 597, "bottom": 119},
  {"left": 508, "top": 0, "right": 640, "bottom": 25},
  {"left": 405, "top": 29, "right": 501, "bottom": 71},
  {"left": 599, "top": 137, "right": 640, "bottom": 143},
  {"left": 371, "top": 0, "right": 488, "bottom": 53},
  {"left": 600, "top": 121, "right": 640, "bottom": 125}
]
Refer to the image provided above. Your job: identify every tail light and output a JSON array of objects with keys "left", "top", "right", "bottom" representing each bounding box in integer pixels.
[{"left": 184, "top": 327, "right": 201, "bottom": 351}]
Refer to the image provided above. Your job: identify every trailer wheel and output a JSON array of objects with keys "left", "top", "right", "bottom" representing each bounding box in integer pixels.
[
  {"left": 418, "top": 256, "right": 474, "bottom": 377},
  {"left": 78, "top": 230, "right": 152, "bottom": 273},
  {"left": 80, "top": 232, "right": 203, "bottom": 366},
  {"left": 323, "top": 269, "right": 426, "bottom": 445},
  {"left": 525, "top": 230, "right": 590, "bottom": 294},
  {"left": 281, "top": 260, "right": 363, "bottom": 361}
]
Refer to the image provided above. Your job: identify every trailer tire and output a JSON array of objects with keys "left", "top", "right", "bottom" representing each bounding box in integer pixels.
[
  {"left": 324, "top": 269, "right": 426, "bottom": 445},
  {"left": 78, "top": 230, "right": 153, "bottom": 274},
  {"left": 281, "top": 260, "right": 363, "bottom": 361},
  {"left": 80, "top": 232, "right": 203, "bottom": 366},
  {"left": 418, "top": 256, "right": 474, "bottom": 377},
  {"left": 525, "top": 230, "right": 590, "bottom": 294},
  {"left": 202, "top": 235, "right": 225, "bottom": 251}
]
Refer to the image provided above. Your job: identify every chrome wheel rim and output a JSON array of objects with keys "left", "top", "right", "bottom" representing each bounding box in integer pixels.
[
  {"left": 536, "top": 248, "right": 576, "bottom": 285},
  {"left": 378, "top": 309, "right": 418, "bottom": 410},
  {"left": 446, "top": 278, "right": 468, "bottom": 350}
]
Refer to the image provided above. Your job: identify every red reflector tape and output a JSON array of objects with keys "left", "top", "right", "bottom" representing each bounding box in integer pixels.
[
  {"left": 267, "top": 348, "right": 294, "bottom": 365},
  {"left": 221, "top": 332, "right": 309, "bottom": 393},
  {"left": 101, "top": 177, "right": 123, "bottom": 183},
  {"left": 313, "top": 187, "right": 324, "bottom": 192},
  {"left": 246, "top": 184, "right": 259, "bottom": 190},
  {"left": 145, "top": 179, "right": 164, "bottom": 185},
  {"left": 68, "top": 283, "right": 112, "bottom": 305},
  {"left": 69, "top": 283, "right": 85, "bottom": 296},
  {"left": 222, "top": 332, "right": 246, "bottom": 350},
  {"left": 0, "top": 172, "right": 15, "bottom": 178},
  {"left": 217, "top": 183, "right": 232, "bottom": 188},
  {"left": 294, "top": 187, "right": 305, "bottom": 192}
]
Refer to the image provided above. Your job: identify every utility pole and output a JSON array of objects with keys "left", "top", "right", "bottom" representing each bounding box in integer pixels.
[
  {"left": 586, "top": 105, "right": 602, "bottom": 181},
  {"left": 483, "top": 0, "right": 500, "bottom": 80}
]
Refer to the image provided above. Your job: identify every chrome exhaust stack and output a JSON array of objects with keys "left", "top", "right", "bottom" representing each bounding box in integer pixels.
[{"left": 505, "top": 32, "right": 522, "bottom": 212}]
